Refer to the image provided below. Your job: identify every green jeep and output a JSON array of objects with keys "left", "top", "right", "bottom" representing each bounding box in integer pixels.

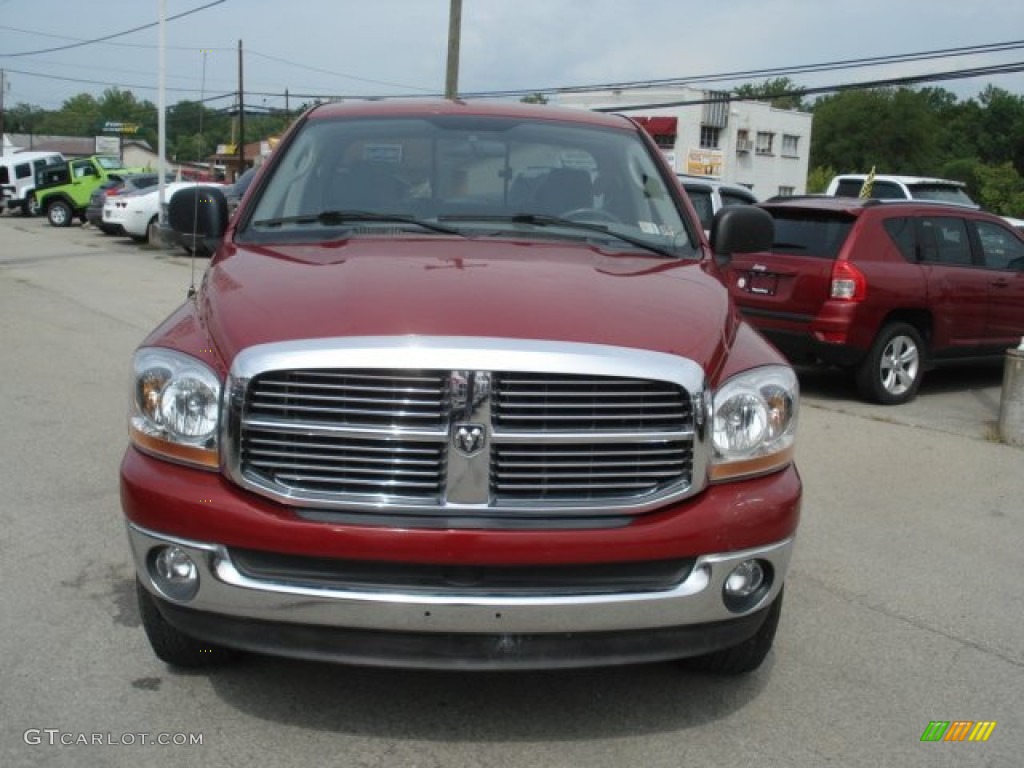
[{"left": 35, "top": 155, "right": 147, "bottom": 227}]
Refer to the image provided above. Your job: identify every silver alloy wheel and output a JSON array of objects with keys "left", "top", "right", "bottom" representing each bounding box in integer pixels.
[
  {"left": 878, "top": 334, "right": 920, "bottom": 397},
  {"left": 48, "top": 200, "right": 70, "bottom": 226}
]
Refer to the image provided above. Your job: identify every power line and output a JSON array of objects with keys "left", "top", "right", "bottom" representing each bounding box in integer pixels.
[
  {"left": 0, "top": 1, "right": 226, "bottom": 57},
  {"left": 246, "top": 49, "right": 433, "bottom": 93},
  {"left": 0, "top": 23, "right": 232, "bottom": 52},
  {"left": 459, "top": 39, "right": 1024, "bottom": 99}
]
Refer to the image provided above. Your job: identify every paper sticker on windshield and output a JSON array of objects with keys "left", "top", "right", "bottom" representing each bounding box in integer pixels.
[{"left": 638, "top": 221, "right": 660, "bottom": 234}]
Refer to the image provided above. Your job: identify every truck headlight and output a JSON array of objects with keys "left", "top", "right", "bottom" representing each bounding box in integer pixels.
[
  {"left": 710, "top": 365, "right": 798, "bottom": 481},
  {"left": 129, "top": 348, "right": 221, "bottom": 469}
]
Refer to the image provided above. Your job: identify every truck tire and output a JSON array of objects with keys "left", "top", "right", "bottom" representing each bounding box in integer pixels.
[
  {"left": 136, "top": 579, "right": 237, "bottom": 668},
  {"left": 47, "top": 199, "right": 73, "bottom": 227},
  {"left": 23, "top": 193, "right": 39, "bottom": 217},
  {"left": 686, "top": 587, "right": 783, "bottom": 675},
  {"left": 855, "top": 322, "right": 925, "bottom": 405}
]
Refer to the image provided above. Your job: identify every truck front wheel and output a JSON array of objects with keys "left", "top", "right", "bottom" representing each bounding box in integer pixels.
[
  {"left": 136, "top": 579, "right": 237, "bottom": 668},
  {"left": 46, "top": 199, "right": 73, "bottom": 227},
  {"left": 685, "top": 587, "right": 783, "bottom": 675}
]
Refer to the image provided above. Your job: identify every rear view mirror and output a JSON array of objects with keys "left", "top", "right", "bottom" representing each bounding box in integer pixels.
[
  {"left": 168, "top": 186, "right": 229, "bottom": 256},
  {"left": 710, "top": 206, "right": 773, "bottom": 266}
]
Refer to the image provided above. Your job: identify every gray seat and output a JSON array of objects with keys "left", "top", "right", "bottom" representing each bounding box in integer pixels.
[
  {"left": 326, "top": 162, "right": 407, "bottom": 211},
  {"left": 530, "top": 168, "right": 593, "bottom": 215}
]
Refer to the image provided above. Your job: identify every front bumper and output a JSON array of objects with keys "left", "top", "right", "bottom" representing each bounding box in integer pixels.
[{"left": 129, "top": 522, "right": 793, "bottom": 668}]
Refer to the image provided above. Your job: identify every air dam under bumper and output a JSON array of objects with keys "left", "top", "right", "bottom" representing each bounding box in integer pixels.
[{"left": 128, "top": 523, "right": 793, "bottom": 669}]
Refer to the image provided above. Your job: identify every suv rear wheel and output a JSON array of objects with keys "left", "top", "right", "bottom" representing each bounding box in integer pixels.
[{"left": 856, "top": 322, "right": 925, "bottom": 405}]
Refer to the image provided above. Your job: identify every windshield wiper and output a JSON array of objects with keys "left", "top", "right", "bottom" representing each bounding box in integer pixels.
[
  {"left": 438, "top": 212, "right": 679, "bottom": 258},
  {"left": 251, "top": 210, "right": 465, "bottom": 237}
]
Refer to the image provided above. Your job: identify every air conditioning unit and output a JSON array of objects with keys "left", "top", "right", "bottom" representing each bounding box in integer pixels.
[{"left": 736, "top": 139, "right": 753, "bottom": 153}]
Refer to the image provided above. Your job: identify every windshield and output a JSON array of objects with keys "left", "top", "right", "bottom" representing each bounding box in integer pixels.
[
  {"left": 907, "top": 184, "right": 977, "bottom": 207},
  {"left": 96, "top": 155, "right": 125, "bottom": 170},
  {"left": 240, "top": 113, "right": 697, "bottom": 257}
]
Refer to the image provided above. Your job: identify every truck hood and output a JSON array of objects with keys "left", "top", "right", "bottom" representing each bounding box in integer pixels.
[{"left": 199, "top": 237, "right": 735, "bottom": 374}]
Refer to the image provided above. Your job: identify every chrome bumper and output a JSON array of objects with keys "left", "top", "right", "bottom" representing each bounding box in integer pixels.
[{"left": 128, "top": 522, "right": 793, "bottom": 635}]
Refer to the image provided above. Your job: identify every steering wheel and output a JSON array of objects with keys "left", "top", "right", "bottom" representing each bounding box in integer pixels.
[{"left": 560, "top": 207, "right": 622, "bottom": 225}]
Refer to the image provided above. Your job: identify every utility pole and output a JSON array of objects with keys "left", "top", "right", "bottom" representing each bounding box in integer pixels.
[
  {"left": 237, "top": 39, "right": 245, "bottom": 181},
  {"left": 444, "top": 0, "right": 462, "bottom": 100},
  {"left": 1, "top": 69, "right": 7, "bottom": 155}
]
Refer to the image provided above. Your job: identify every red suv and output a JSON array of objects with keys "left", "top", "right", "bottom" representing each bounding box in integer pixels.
[{"left": 725, "top": 197, "right": 1024, "bottom": 404}]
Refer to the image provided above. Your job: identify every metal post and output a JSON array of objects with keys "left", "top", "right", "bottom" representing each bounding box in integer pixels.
[
  {"left": 444, "top": 0, "right": 462, "bottom": 100},
  {"left": 237, "top": 40, "right": 245, "bottom": 181},
  {"left": 998, "top": 343, "right": 1024, "bottom": 446}
]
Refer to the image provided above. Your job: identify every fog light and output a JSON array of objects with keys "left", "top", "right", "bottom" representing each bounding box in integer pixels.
[
  {"left": 723, "top": 559, "right": 771, "bottom": 612},
  {"left": 150, "top": 546, "right": 200, "bottom": 602},
  {"left": 726, "top": 560, "right": 764, "bottom": 596}
]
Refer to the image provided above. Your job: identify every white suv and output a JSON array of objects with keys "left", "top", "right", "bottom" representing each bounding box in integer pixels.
[
  {"left": 826, "top": 173, "right": 978, "bottom": 208},
  {"left": 676, "top": 175, "right": 758, "bottom": 232}
]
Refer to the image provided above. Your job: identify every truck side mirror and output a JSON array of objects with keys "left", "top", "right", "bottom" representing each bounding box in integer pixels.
[
  {"left": 168, "top": 186, "right": 228, "bottom": 256},
  {"left": 710, "top": 206, "right": 774, "bottom": 266}
]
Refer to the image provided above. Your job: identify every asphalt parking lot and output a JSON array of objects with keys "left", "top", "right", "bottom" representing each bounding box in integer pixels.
[{"left": 1, "top": 212, "right": 1022, "bottom": 768}]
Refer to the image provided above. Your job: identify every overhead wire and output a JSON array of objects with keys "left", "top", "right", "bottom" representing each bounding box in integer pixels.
[{"left": 0, "top": 1, "right": 227, "bottom": 57}]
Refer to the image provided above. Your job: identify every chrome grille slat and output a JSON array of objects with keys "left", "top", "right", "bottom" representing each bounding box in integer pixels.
[{"left": 234, "top": 355, "right": 699, "bottom": 516}]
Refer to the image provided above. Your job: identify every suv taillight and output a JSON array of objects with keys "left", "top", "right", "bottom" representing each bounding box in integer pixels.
[{"left": 830, "top": 260, "right": 866, "bottom": 301}]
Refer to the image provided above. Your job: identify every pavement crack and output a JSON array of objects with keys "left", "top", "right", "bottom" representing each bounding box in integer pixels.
[{"left": 792, "top": 569, "right": 1024, "bottom": 670}]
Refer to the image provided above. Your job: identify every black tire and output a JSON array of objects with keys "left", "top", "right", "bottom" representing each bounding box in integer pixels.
[
  {"left": 136, "top": 579, "right": 237, "bottom": 668},
  {"left": 23, "top": 194, "right": 38, "bottom": 217},
  {"left": 47, "top": 199, "right": 73, "bottom": 227},
  {"left": 687, "top": 587, "right": 784, "bottom": 675},
  {"left": 855, "top": 322, "right": 926, "bottom": 405}
]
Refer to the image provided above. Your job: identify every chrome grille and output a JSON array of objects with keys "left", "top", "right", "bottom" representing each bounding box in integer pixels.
[
  {"left": 492, "top": 441, "right": 692, "bottom": 501},
  {"left": 492, "top": 373, "right": 691, "bottom": 431},
  {"left": 228, "top": 339, "right": 706, "bottom": 521},
  {"left": 246, "top": 370, "right": 447, "bottom": 428},
  {"left": 243, "top": 428, "right": 445, "bottom": 499}
]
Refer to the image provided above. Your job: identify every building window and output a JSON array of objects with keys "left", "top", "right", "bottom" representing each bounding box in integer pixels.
[
  {"left": 782, "top": 134, "right": 800, "bottom": 157},
  {"left": 700, "top": 125, "right": 721, "bottom": 149},
  {"left": 755, "top": 132, "right": 774, "bottom": 155},
  {"left": 736, "top": 129, "right": 752, "bottom": 153},
  {"left": 777, "top": 186, "right": 795, "bottom": 197}
]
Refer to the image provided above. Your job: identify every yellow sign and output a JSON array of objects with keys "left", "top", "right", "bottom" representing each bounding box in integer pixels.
[{"left": 686, "top": 148, "right": 723, "bottom": 178}]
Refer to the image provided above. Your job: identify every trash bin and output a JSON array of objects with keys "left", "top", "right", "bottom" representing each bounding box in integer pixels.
[{"left": 998, "top": 345, "right": 1024, "bottom": 446}]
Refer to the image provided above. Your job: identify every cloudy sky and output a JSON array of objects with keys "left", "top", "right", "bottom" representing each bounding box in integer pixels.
[{"left": 1, "top": 0, "right": 1022, "bottom": 112}]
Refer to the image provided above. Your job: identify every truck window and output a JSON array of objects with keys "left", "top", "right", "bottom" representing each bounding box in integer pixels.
[{"left": 16, "top": 163, "right": 31, "bottom": 180}]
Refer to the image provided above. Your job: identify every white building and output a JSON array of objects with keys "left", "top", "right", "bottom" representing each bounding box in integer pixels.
[{"left": 554, "top": 87, "right": 813, "bottom": 199}]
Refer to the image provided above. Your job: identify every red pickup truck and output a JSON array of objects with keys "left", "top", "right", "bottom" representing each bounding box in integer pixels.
[{"left": 121, "top": 99, "right": 801, "bottom": 674}]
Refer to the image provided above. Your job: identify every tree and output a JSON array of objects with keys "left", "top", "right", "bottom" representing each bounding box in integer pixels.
[
  {"left": 37, "top": 93, "right": 101, "bottom": 136},
  {"left": 520, "top": 93, "right": 548, "bottom": 104},
  {"left": 734, "top": 78, "right": 806, "bottom": 111},
  {"left": 809, "top": 88, "right": 942, "bottom": 174}
]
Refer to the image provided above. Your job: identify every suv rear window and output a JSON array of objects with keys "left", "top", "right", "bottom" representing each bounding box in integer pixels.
[{"left": 766, "top": 211, "right": 854, "bottom": 259}]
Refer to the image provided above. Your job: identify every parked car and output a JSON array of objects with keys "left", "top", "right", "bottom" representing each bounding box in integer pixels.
[
  {"left": 677, "top": 174, "right": 758, "bottom": 233},
  {"left": 1004, "top": 216, "right": 1024, "bottom": 234},
  {"left": 826, "top": 173, "right": 978, "bottom": 208},
  {"left": 87, "top": 173, "right": 172, "bottom": 233},
  {"left": 123, "top": 98, "right": 800, "bottom": 675},
  {"left": 35, "top": 154, "right": 147, "bottom": 226},
  {"left": 725, "top": 196, "right": 1024, "bottom": 404},
  {"left": 0, "top": 151, "right": 65, "bottom": 216},
  {"left": 103, "top": 181, "right": 224, "bottom": 243},
  {"left": 225, "top": 166, "right": 258, "bottom": 216}
]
